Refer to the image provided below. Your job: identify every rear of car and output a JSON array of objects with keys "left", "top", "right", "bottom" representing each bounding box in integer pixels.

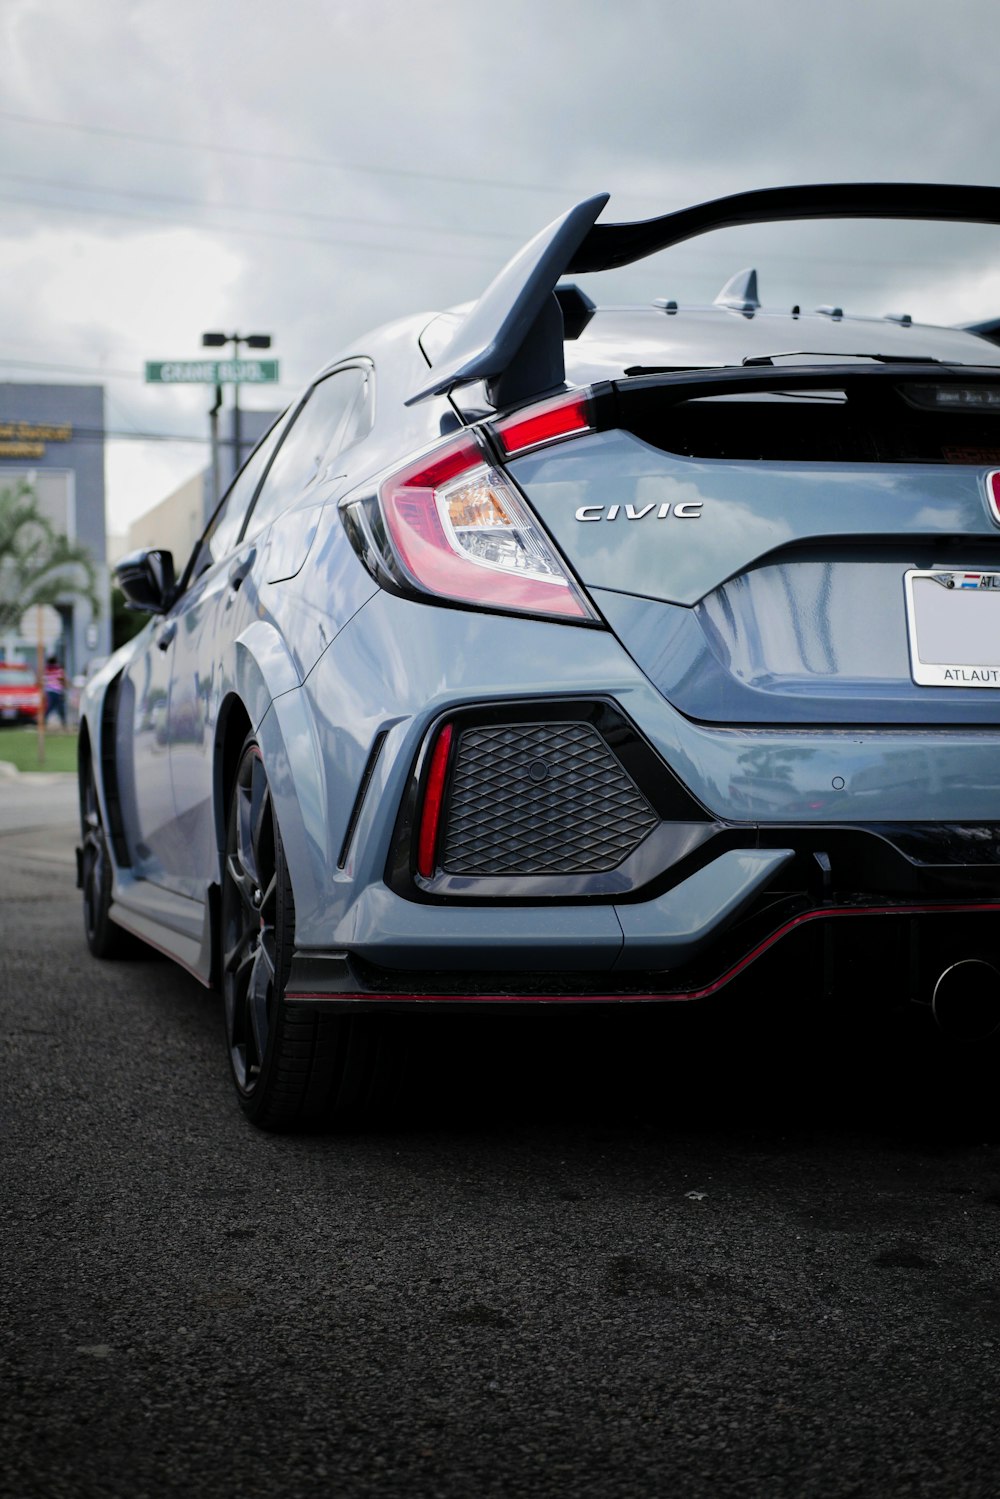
[
  {"left": 315, "top": 311, "right": 1000, "bottom": 1031},
  {"left": 85, "top": 182, "right": 1000, "bottom": 1129}
]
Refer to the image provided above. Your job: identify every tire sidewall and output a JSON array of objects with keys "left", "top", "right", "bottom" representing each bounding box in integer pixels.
[
  {"left": 224, "top": 736, "right": 297, "bottom": 1123},
  {"left": 80, "top": 764, "right": 118, "bottom": 959}
]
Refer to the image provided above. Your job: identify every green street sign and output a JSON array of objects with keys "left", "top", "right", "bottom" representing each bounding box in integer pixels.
[{"left": 145, "top": 359, "right": 280, "bottom": 385}]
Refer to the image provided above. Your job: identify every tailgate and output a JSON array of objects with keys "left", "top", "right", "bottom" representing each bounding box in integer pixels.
[{"left": 508, "top": 414, "right": 1000, "bottom": 725}]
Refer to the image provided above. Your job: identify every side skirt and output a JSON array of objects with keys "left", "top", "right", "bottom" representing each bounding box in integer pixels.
[{"left": 109, "top": 880, "right": 217, "bottom": 988}]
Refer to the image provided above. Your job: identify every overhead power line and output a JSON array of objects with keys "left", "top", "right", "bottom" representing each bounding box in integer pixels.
[
  {"left": 0, "top": 181, "right": 985, "bottom": 280},
  {"left": 2, "top": 113, "right": 994, "bottom": 284},
  {"left": 0, "top": 108, "right": 575, "bottom": 198},
  {"left": 0, "top": 189, "right": 506, "bottom": 263},
  {"left": 0, "top": 355, "right": 143, "bottom": 381},
  {"left": 0, "top": 355, "right": 301, "bottom": 392},
  {"left": 0, "top": 171, "right": 524, "bottom": 245}
]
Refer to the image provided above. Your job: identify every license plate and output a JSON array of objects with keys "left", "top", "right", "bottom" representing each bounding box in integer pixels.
[
  {"left": 1, "top": 707, "right": 15, "bottom": 720},
  {"left": 905, "top": 569, "right": 1000, "bottom": 686}
]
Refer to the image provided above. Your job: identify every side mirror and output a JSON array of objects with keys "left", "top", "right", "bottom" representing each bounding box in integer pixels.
[{"left": 115, "top": 549, "right": 177, "bottom": 614}]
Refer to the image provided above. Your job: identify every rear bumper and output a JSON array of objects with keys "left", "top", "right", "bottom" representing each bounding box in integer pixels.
[
  {"left": 323, "top": 847, "right": 793, "bottom": 974},
  {"left": 286, "top": 898, "right": 1000, "bottom": 1012},
  {"left": 286, "top": 825, "right": 1000, "bottom": 1009},
  {"left": 284, "top": 597, "right": 1000, "bottom": 955}
]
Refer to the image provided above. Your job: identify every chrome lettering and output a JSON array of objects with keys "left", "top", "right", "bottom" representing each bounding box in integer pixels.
[{"left": 572, "top": 501, "right": 705, "bottom": 522}]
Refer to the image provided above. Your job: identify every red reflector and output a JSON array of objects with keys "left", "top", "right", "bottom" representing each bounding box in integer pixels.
[
  {"left": 988, "top": 471, "right": 1000, "bottom": 525},
  {"left": 416, "top": 723, "right": 453, "bottom": 878},
  {"left": 494, "top": 392, "right": 592, "bottom": 457}
]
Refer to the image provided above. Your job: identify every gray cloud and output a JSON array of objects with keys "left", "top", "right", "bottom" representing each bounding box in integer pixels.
[{"left": 1, "top": 0, "right": 998, "bottom": 528}]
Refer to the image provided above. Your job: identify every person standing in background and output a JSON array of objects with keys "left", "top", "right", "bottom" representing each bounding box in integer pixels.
[{"left": 44, "top": 655, "right": 66, "bottom": 729}]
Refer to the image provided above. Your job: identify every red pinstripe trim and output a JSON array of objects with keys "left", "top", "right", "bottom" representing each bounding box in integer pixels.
[
  {"left": 109, "top": 910, "right": 213, "bottom": 988},
  {"left": 285, "top": 900, "right": 1000, "bottom": 1006}
]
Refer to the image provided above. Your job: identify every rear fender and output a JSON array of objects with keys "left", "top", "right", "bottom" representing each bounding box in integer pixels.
[
  {"left": 230, "top": 620, "right": 302, "bottom": 732},
  {"left": 79, "top": 659, "right": 136, "bottom": 872},
  {"left": 252, "top": 688, "right": 330, "bottom": 939},
  {"left": 217, "top": 622, "right": 332, "bottom": 939},
  {"left": 212, "top": 622, "right": 309, "bottom": 860}
]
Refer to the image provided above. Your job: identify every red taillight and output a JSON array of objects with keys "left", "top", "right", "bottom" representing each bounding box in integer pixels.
[
  {"left": 493, "top": 390, "right": 593, "bottom": 457},
  {"left": 417, "top": 723, "right": 453, "bottom": 878},
  {"left": 378, "top": 433, "right": 595, "bottom": 621}
]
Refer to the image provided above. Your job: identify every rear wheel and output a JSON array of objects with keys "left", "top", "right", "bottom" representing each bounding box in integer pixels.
[{"left": 221, "top": 736, "right": 391, "bottom": 1129}]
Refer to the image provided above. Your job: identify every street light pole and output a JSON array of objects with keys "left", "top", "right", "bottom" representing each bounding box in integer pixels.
[
  {"left": 233, "top": 375, "right": 242, "bottom": 478},
  {"left": 201, "top": 331, "right": 272, "bottom": 486},
  {"left": 208, "top": 381, "right": 223, "bottom": 510}
]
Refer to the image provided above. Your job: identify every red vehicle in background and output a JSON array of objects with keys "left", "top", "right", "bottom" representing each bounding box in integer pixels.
[{"left": 0, "top": 662, "right": 40, "bottom": 724}]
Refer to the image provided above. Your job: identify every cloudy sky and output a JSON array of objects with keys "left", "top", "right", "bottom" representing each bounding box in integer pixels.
[{"left": 2, "top": 0, "right": 999, "bottom": 536}]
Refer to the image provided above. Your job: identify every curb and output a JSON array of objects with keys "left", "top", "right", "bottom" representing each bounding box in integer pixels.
[{"left": 0, "top": 762, "right": 76, "bottom": 785}]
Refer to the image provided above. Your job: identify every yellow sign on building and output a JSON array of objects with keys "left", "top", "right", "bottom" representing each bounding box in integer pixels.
[{"left": 0, "top": 422, "right": 74, "bottom": 458}]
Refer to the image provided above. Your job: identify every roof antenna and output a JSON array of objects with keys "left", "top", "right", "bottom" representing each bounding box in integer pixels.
[{"left": 714, "top": 267, "right": 761, "bottom": 314}]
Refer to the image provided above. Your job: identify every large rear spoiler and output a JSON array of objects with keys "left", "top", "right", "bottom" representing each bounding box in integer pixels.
[{"left": 407, "top": 183, "right": 1000, "bottom": 408}]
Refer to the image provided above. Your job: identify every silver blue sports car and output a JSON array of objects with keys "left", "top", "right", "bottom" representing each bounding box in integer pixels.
[{"left": 80, "top": 183, "right": 1000, "bottom": 1127}]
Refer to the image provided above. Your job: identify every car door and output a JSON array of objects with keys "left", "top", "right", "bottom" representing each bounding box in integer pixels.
[
  {"left": 157, "top": 419, "right": 290, "bottom": 899},
  {"left": 115, "top": 609, "right": 180, "bottom": 885},
  {"left": 165, "top": 367, "right": 372, "bottom": 900}
]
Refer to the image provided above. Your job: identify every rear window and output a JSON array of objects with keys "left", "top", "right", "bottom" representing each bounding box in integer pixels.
[
  {"left": 620, "top": 383, "right": 1000, "bottom": 465},
  {"left": 0, "top": 666, "right": 35, "bottom": 686}
]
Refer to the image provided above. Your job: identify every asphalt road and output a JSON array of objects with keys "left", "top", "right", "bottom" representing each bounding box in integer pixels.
[{"left": 3, "top": 775, "right": 1000, "bottom": 1499}]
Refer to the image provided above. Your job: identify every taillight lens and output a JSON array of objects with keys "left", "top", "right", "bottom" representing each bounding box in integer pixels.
[
  {"left": 378, "top": 433, "right": 595, "bottom": 621},
  {"left": 493, "top": 390, "right": 593, "bottom": 456}
]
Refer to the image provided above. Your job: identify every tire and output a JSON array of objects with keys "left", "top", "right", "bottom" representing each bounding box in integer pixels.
[
  {"left": 80, "top": 760, "right": 127, "bottom": 959},
  {"left": 221, "top": 735, "right": 392, "bottom": 1130}
]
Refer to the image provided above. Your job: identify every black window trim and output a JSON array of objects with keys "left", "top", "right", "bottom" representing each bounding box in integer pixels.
[
  {"left": 177, "top": 406, "right": 292, "bottom": 594},
  {"left": 236, "top": 357, "right": 375, "bottom": 548}
]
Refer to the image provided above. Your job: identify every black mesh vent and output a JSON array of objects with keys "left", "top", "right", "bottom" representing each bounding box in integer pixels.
[{"left": 441, "top": 721, "right": 658, "bottom": 875}]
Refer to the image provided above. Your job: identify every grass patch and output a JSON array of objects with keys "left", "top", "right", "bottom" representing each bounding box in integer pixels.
[{"left": 0, "top": 727, "right": 78, "bottom": 773}]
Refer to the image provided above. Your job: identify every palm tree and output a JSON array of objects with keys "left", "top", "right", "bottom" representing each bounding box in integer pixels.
[{"left": 0, "top": 479, "right": 101, "bottom": 637}]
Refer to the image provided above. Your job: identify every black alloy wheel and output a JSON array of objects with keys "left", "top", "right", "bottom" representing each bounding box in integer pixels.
[
  {"left": 80, "top": 761, "right": 125, "bottom": 958},
  {"left": 223, "top": 741, "right": 282, "bottom": 1100},
  {"left": 222, "top": 735, "right": 391, "bottom": 1129}
]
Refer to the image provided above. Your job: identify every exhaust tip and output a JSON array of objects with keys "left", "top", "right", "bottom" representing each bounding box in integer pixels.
[{"left": 931, "top": 958, "right": 1000, "bottom": 1041}]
